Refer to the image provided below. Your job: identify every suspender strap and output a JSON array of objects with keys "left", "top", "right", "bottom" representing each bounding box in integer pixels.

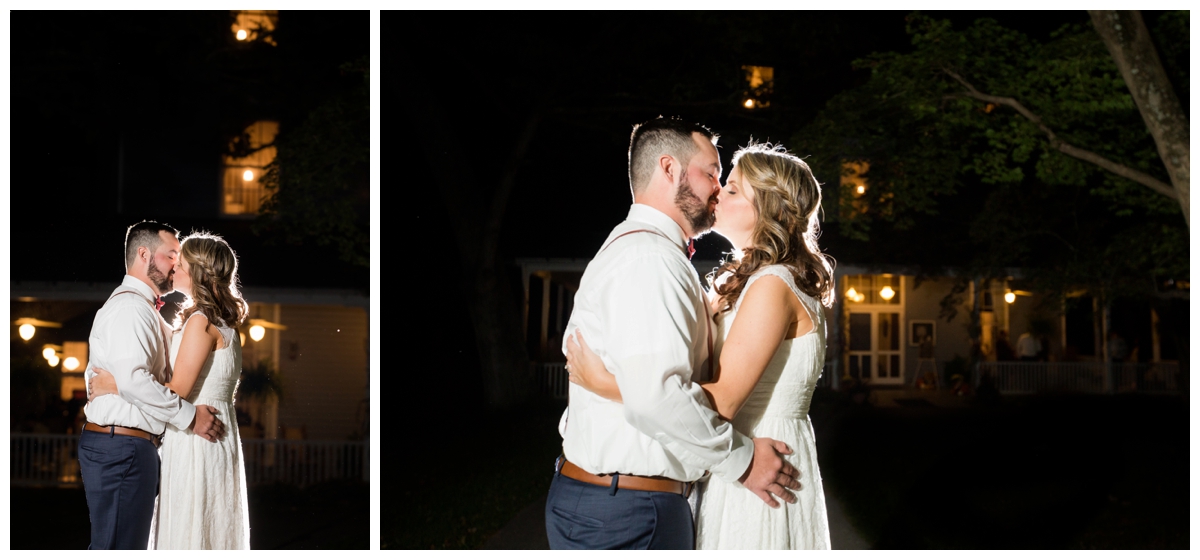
[{"left": 598, "top": 228, "right": 715, "bottom": 380}]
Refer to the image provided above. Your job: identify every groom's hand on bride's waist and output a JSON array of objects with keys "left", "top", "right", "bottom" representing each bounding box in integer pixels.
[
  {"left": 189, "top": 405, "right": 225, "bottom": 442},
  {"left": 739, "top": 437, "right": 802, "bottom": 509}
]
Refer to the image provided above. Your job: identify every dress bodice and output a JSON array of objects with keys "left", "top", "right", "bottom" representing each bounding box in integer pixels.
[
  {"left": 714, "top": 264, "right": 826, "bottom": 430},
  {"left": 169, "top": 312, "right": 242, "bottom": 404}
]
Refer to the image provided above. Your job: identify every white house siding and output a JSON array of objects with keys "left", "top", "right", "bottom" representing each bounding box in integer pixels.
[
  {"left": 274, "top": 304, "right": 369, "bottom": 441},
  {"left": 903, "top": 277, "right": 974, "bottom": 386}
]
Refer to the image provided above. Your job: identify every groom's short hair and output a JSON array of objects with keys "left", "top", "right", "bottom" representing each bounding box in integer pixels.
[
  {"left": 628, "top": 116, "right": 718, "bottom": 195},
  {"left": 125, "top": 221, "right": 179, "bottom": 270}
]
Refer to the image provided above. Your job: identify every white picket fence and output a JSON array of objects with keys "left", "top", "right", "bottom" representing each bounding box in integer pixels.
[
  {"left": 974, "top": 361, "right": 1181, "bottom": 395},
  {"left": 10, "top": 434, "right": 367, "bottom": 489}
]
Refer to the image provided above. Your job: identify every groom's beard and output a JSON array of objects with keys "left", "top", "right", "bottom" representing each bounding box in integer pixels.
[
  {"left": 675, "top": 175, "right": 717, "bottom": 236},
  {"left": 147, "top": 259, "right": 174, "bottom": 293}
]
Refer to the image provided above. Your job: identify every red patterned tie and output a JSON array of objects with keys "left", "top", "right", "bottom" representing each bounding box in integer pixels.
[
  {"left": 687, "top": 239, "right": 696, "bottom": 260},
  {"left": 155, "top": 296, "right": 165, "bottom": 311}
]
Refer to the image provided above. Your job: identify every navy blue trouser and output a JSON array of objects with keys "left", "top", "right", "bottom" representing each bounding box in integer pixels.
[
  {"left": 545, "top": 458, "right": 694, "bottom": 550},
  {"left": 78, "top": 428, "right": 160, "bottom": 549}
]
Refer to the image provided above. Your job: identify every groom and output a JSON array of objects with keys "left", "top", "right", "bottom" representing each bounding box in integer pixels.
[
  {"left": 78, "top": 220, "right": 225, "bottom": 549},
  {"left": 545, "top": 117, "right": 801, "bottom": 549}
]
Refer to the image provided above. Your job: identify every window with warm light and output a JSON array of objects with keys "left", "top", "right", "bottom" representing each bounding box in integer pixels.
[
  {"left": 231, "top": 10, "right": 278, "bottom": 45},
  {"left": 741, "top": 65, "right": 773, "bottom": 109},
  {"left": 222, "top": 120, "right": 278, "bottom": 216},
  {"left": 841, "top": 161, "right": 870, "bottom": 217},
  {"left": 843, "top": 274, "right": 901, "bottom": 306}
]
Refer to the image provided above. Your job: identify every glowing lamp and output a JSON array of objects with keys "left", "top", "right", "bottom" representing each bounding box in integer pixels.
[
  {"left": 237, "top": 29, "right": 248, "bottom": 41},
  {"left": 846, "top": 287, "right": 859, "bottom": 301},
  {"left": 249, "top": 325, "right": 266, "bottom": 342},
  {"left": 64, "top": 357, "right": 80, "bottom": 371},
  {"left": 1005, "top": 291, "right": 1016, "bottom": 304},
  {"left": 743, "top": 99, "right": 754, "bottom": 109},
  {"left": 42, "top": 347, "right": 56, "bottom": 360},
  {"left": 856, "top": 185, "right": 865, "bottom": 194},
  {"left": 243, "top": 170, "right": 254, "bottom": 181},
  {"left": 48, "top": 355, "right": 60, "bottom": 367},
  {"left": 880, "top": 286, "right": 895, "bottom": 301},
  {"left": 19, "top": 324, "right": 35, "bottom": 341}
]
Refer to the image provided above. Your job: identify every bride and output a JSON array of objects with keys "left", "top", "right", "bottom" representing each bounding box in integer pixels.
[
  {"left": 566, "top": 142, "right": 834, "bottom": 549},
  {"left": 90, "top": 232, "right": 251, "bottom": 549}
]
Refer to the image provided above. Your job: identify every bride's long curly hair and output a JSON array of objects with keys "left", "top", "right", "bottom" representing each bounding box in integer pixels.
[
  {"left": 177, "top": 232, "right": 248, "bottom": 330},
  {"left": 707, "top": 142, "right": 836, "bottom": 316}
]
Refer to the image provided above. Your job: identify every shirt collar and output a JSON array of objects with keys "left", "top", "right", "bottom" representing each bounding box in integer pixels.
[
  {"left": 120, "top": 274, "right": 158, "bottom": 301},
  {"left": 627, "top": 204, "right": 689, "bottom": 252}
]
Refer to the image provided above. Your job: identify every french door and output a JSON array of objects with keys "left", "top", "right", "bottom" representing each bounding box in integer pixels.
[{"left": 847, "top": 308, "right": 904, "bottom": 385}]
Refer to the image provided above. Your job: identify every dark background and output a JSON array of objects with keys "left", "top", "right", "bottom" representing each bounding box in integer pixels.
[
  {"left": 8, "top": 10, "right": 370, "bottom": 549},
  {"left": 384, "top": 10, "right": 1189, "bottom": 550},
  {"left": 9, "top": 10, "right": 369, "bottom": 290}
]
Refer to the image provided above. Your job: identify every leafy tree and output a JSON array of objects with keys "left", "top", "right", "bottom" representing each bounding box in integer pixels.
[
  {"left": 255, "top": 57, "right": 370, "bottom": 267},
  {"left": 794, "top": 11, "right": 1188, "bottom": 373}
]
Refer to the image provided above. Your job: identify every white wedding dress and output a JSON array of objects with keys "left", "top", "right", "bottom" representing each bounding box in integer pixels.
[
  {"left": 694, "top": 264, "right": 831, "bottom": 549},
  {"left": 149, "top": 312, "right": 251, "bottom": 549}
]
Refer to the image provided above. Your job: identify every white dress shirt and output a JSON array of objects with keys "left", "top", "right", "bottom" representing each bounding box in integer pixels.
[
  {"left": 83, "top": 275, "right": 196, "bottom": 434},
  {"left": 559, "top": 204, "right": 753, "bottom": 484}
]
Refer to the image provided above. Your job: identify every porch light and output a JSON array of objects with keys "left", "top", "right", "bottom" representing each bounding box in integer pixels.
[
  {"left": 64, "top": 357, "right": 80, "bottom": 371},
  {"left": 236, "top": 29, "right": 248, "bottom": 41},
  {"left": 856, "top": 185, "right": 865, "bottom": 194},
  {"left": 15, "top": 317, "right": 64, "bottom": 342},
  {"left": 247, "top": 318, "right": 288, "bottom": 344},
  {"left": 243, "top": 169, "right": 254, "bottom": 181},
  {"left": 1005, "top": 291, "right": 1016, "bottom": 304},
  {"left": 42, "top": 345, "right": 60, "bottom": 360},
  {"left": 48, "top": 355, "right": 60, "bottom": 368},
  {"left": 880, "top": 286, "right": 895, "bottom": 301},
  {"left": 846, "top": 287, "right": 859, "bottom": 301}
]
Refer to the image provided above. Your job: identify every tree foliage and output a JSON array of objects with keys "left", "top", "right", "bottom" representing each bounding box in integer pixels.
[
  {"left": 794, "top": 12, "right": 1188, "bottom": 302},
  {"left": 255, "top": 56, "right": 370, "bottom": 267}
]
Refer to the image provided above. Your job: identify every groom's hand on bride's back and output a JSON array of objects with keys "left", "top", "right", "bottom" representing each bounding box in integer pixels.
[
  {"left": 739, "top": 437, "right": 802, "bottom": 508},
  {"left": 189, "top": 405, "right": 225, "bottom": 442}
]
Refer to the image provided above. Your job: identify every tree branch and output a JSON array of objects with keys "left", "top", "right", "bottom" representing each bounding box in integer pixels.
[{"left": 943, "top": 67, "right": 1178, "bottom": 200}]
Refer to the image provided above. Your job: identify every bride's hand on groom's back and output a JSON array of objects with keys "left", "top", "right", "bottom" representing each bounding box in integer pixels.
[
  {"left": 739, "top": 437, "right": 802, "bottom": 509},
  {"left": 87, "top": 367, "right": 119, "bottom": 402}
]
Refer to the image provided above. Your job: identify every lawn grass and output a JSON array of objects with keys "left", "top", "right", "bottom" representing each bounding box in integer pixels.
[
  {"left": 380, "top": 398, "right": 565, "bottom": 549},
  {"left": 816, "top": 392, "right": 1189, "bottom": 549},
  {"left": 381, "top": 391, "right": 1188, "bottom": 549}
]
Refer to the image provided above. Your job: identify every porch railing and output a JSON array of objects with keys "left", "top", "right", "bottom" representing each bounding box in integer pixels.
[
  {"left": 10, "top": 434, "right": 367, "bottom": 489},
  {"left": 973, "top": 361, "right": 1181, "bottom": 395}
]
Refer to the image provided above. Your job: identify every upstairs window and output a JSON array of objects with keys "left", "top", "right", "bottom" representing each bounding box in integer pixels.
[
  {"left": 222, "top": 120, "right": 278, "bottom": 216},
  {"left": 232, "top": 10, "right": 278, "bottom": 45}
]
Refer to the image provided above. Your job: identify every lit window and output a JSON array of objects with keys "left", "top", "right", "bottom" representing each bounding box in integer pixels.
[
  {"left": 222, "top": 121, "right": 279, "bottom": 216},
  {"left": 741, "top": 65, "right": 774, "bottom": 109},
  {"left": 232, "top": 10, "right": 278, "bottom": 46},
  {"left": 844, "top": 274, "right": 901, "bottom": 306}
]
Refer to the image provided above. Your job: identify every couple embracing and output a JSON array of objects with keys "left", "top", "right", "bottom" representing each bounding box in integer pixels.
[
  {"left": 79, "top": 221, "right": 251, "bottom": 549},
  {"left": 546, "top": 116, "right": 835, "bottom": 550}
]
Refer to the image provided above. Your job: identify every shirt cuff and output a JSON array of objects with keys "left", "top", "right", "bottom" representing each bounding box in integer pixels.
[
  {"left": 168, "top": 400, "right": 197, "bottom": 432},
  {"left": 708, "top": 430, "right": 754, "bottom": 484}
]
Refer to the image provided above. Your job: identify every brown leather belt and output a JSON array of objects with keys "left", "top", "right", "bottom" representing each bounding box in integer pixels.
[
  {"left": 84, "top": 422, "right": 162, "bottom": 447},
  {"left": 559, "top": 458, "right": 694, "bottom": 498}
]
